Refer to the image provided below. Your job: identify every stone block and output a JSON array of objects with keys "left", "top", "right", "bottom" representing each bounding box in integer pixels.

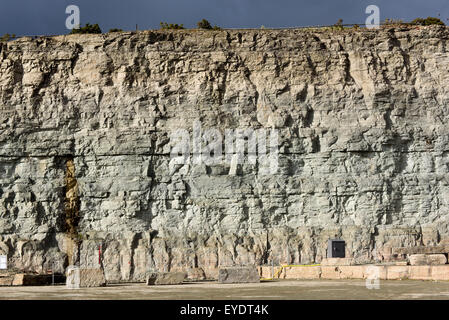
[
  {"left": 79, "top": 269, "right": 106, "bottom": 287},
  {"left": 386, "top": 266, "right": 409, "bottom": 280},
  {"left": 409, "top": 254, "right": 429, "bottom": 266},
  {"left": 428, "top": 254, "right": 448, "bottom": 265},
  {"left": 320, "top": 266, "right": 341, "bottom": 279},
  {"left": 320, "top": 258, "right": 354, "bottom": 266},
  {"left": 283, "top": 266, "right": 321, "bottom": 279},
  {"left": 146, "top": 272, "right": 186, "bottom": 285},
  {"left": 12, "top": 273, "right": 56, "bottom": 286},
  {"left": 0, "top": 276, "right": 13, "bottom": 286},
  {"left": 409, "top": 266, "right": 432, "bottom": 280},
  {"left": 258, "top": 266, "right": 273, "bottom": 279},
  {"left": 338, "top": 266, "right": 365, "bottom": 279},
  {"left": 409, "top": 254, "right": 447, "bottom": 266},
  {"left": 66, "top": 266, "right": 106, "bottom": 288},
  {"left": 430, "top": 266, "right": 449, "bottom": 281},
  {"left": 218, "top": 266, "right": 260, "bottom": 284}
]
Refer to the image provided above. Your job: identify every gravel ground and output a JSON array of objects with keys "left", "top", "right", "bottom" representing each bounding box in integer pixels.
[{"left": 1, "top": 279, "right": 449, "bottom": 300}]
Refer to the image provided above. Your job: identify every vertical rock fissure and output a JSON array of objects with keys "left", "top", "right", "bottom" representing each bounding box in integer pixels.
[{"left": 64, "top": 156, "right": 80, "bottom": 266}]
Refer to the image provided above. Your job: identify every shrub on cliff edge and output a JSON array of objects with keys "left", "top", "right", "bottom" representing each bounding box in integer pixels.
[
  {"left": 197, "top": 19, "right": 221, "bottom": 30},
  {"left": 160, "top": 22, "right": 184, "bottom": 30},
  {"left": 0, "top": 33, "right": 16, "bottom": 42},
  {"left": 410, "top": 17, "right": 445, "bottom": 26},
  {"left": 70, "top": 23, "right": 102, "bottom": 34},
  {"left": 382, "top": 18, "right": 405, "bottom": 26},
  {"left": 333, "top": 19, "right": 344, "bottom": 30},
  {"left": 382, "top": 17, "right": 445, "bottom": 27}
]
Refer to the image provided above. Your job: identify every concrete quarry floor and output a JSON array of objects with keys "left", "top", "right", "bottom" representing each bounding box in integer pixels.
[{"left": 1, "top": 280, "right": 449, "bottom": 300}]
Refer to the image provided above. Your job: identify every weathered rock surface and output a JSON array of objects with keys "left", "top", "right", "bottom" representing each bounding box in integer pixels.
[
  {"left": 393, "top": 246, "right": 449, "bottom": 255},
  {"left": 1, "top": 26, "right": 449, "bottom": 281},
  {"left": 146, "top": 272, "right": 186, "bottom": 285},
  {"left": 218, "top": 266, "right": 260, "bottom": 283},
  {"left": 186, "top": 267, "right": 206, "bottom": 281}
]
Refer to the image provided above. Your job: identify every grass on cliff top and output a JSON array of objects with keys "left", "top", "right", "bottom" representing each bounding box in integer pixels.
[{"left": 67, "top": 17, "right": 445, "bottom": 35}]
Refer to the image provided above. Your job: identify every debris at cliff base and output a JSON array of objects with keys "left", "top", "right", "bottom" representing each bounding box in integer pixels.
[{"left": 146, "top": 272, "right": 186, "bottom": 285}]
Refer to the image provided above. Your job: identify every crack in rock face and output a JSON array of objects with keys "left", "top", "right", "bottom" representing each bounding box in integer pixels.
[
  {"left": 64, "top": 157, "right": 80, "bottom": 266},
  {"left": 0, "top": 26, "right": 449, "bottom": 281},
  {"left": 64, "top": 157, "right": 79, "bottom": 238}
]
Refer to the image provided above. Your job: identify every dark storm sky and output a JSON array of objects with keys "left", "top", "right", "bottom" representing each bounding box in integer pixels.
[{"left": 1, "top": 0, "right": 448, "bottom": 36}]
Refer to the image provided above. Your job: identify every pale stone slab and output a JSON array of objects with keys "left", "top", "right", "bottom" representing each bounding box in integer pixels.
[
  {"left": 0, "top": 276, "right": 13, "bottom": 286},
  {"left": 386, "top": 266, "right": 409, "bottom": 280},
  {"left": 218, "top": 267, "right": 260, "bottom": 284},
  {"left": 283, "top": 266, "right": 321, "bottom": 279},
  {"left": 430, "top": 266, "right": 449, "bottom": 281},
  {"left": 409, "top": 254, "right": 429, "bottom": 265},
  {"left": 254, "top": 264, "right": 448, "bottom": 281},
  {"left": 338, "top": 266, "right": 365, "bottom": 279},
  {"left": 409, "top": 266, "right": 432, "bottom": 280},
  {"left": 409, "top": 254, "right": 447, "bottom": 266},
  {"left": 320, "top": 266, "right": 341, "bottom": 279}
]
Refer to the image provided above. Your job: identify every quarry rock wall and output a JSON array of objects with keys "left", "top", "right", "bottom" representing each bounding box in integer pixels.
[{"left": 0, "top": 26, "right": 448, "bottom": 281}]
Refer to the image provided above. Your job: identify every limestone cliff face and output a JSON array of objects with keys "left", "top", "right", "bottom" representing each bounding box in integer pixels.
[{"left": 1, "top": 26, "right": 449, "bottom": 281}]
